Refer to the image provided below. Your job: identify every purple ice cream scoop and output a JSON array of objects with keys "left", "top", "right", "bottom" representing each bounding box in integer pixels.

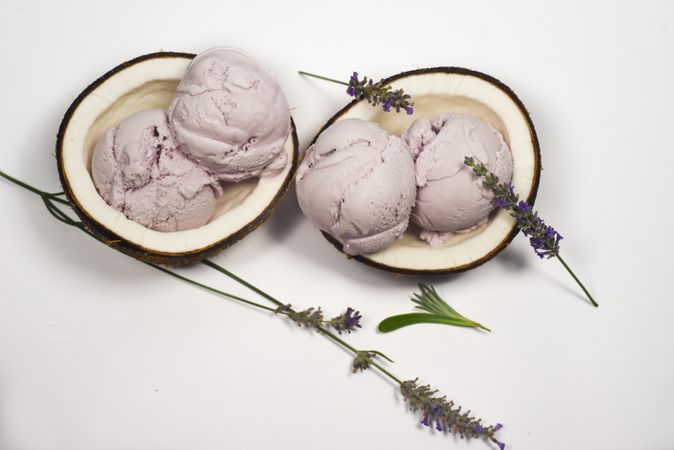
[
  {"left": 168, "top": 47, "right": 291, "bottom": 182},
  {"left": 91, "top": 109, "right": 220, "bottom": 232},
  {"left": 403, "top": 113, "right": 514, "bottom": 245},
  {"left": 296, "top": 118, "right": 416, "bottom": 255}
]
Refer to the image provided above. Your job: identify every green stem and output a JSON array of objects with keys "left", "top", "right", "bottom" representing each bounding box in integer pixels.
[
  {"left": 556, "top": 254, "right": 598, "bottom": 307},
  {"left": 42, "top": 196, "right": 80, "bottom": 226},
  {"left": 149, "top": 263, "right": 278, "bottom": 313},
  {"left": 298, "top": 71, "right": 349, "bottom": 86},
  {"left": 319, "top": 328, "right": 402, "bottom": 384},
  {"left": 202, "top": 260, "right": 283, "bottom": 307},
  {"left": 0, "top": 170, "right": 70, "bottom": 205},
  {"left": 203, "top": 259, "right": 402, "bottom": 385}
]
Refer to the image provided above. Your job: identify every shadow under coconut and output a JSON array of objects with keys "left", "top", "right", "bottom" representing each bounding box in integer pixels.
[
  {"left": 496, "top": 246, "right": 530, "bottom": 271},
  {"left": 264, "top": 186, "right": 305, "bottom": 243}
]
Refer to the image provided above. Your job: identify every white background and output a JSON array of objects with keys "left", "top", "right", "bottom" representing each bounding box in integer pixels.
[{"left": 1, "top": 1, "right": 673, "bottom": 449}]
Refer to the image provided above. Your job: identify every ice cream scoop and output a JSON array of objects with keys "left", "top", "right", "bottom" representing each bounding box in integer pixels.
[
  {"left": 168, "top": 47, "right": 290, "bottom": 182},
  {"left": 403, "top": 113, "right": 513, "bottom": 245},
  {"left": 296, "top": 118, "right": 416, "bottom": 255},
  {"left": 91, "top": 109, "right": 219, "bottom": 232}
]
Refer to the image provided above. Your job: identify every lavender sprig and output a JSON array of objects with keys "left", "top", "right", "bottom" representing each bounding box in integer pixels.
[
  {"left": 275, "top": 304, "right": 362, "bottom": 334},
  {"left": 401, "top": 379, "right": 505, "bottom": 449},
  {"left": 1, "top": 169, "right": 505, "bottom": 449},
  {"left": 299, "top": 70, "right": 414, "bottom": 114},
  {"left": 464, "top": 157, "right": 598, "bottom": 307}
]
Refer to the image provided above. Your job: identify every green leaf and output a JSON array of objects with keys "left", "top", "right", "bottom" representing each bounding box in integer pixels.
[
  {"left": 378, "top": 313, "right": 486, "bottom": 333},
  {"left": 379, "top": 284, "right": 491, "bottom": 333}
]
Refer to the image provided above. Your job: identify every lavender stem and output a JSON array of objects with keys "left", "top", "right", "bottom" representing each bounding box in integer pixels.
[
  {"left": 556, "top": 254, "right": 598, "bottom": 307},
  {"left": 0, "top": 170, "right": 70, "bottom": 205},
  {"left": 298, "top": 71, "right": 349, "bottom": 86}
]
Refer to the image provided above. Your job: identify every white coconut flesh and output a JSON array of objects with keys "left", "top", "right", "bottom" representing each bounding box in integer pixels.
[
  {"left": 330, "top": 70, "right": 538, "bottom": 272},
  {"left": 59, "top": 55, "right": 295, "bottom": 255}
]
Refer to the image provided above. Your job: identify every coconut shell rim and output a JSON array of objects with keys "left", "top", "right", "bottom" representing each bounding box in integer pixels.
[{"left": 55, "top": 51, "right": 299, "bottom": 266}]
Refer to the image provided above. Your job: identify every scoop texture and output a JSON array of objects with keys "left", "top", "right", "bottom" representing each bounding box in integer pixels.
[
  {"left": 91, "top": 109, "right": 219, "bottom": 232},
  {"left": 168, "top": 47, "right": 291, "bottom": 182},
  {"left": 296, "top": 118, "right": 416, "bottom": 255},
  {"left": 403, "top": 113, "right": 513, "bottom": 245}
]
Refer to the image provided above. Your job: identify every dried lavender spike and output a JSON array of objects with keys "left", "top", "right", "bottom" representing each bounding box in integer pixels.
[
  {"left": 276, "top": 304, "right": 363, "bottom": 334},
  {"left": 328, "top": 307, "right": 362, "bottom": 334},
  {"left": 464, "top": 156, "right": 561, "bottom": 259},
  {"left": 298, "top": 70, "right": 413, "bottom": 114},
  {"left": 401, "top": 379, "right": 505, "bottom": 449},
  {"left": 347, "top": 72, "right": 414, "bottom": 114},
  {"left": 352, "top": 351, "right": 375, "bottom": 373},
  {"left": 276, "top": 304, "right": 324, "bottom": 330},
  {"left": 464, "top": 156, "right": 598, "bottom": 307}
]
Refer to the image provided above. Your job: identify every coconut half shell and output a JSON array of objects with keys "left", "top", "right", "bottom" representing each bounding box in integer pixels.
[
  {"left": 313, "top": 67, "right": 540, "bottom": 275},
  {"left": 56, "top": 52, "right": 298, "bottom": 265}
]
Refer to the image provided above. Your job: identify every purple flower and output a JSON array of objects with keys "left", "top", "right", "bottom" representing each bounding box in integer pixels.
[
  {"left": 494, "top": 423, "right": 503, "bottom": 431},
  {"left": 496, "top": 440, "right": 506, "bottom": 450},
  {"left": 343, "top": 71, "right": 413, "bottom": 114},
  {"left": 329, "top": 307, "right": 362, "bottom": 334},
  {"left": 401, "top": 379, "right": 503, "bottom": 443},
  {"left": 517, "top": 200, "right": 530, "bottom": 212},
  {"left": 464, "top": 157, "right": 567, "bottom": 260}
]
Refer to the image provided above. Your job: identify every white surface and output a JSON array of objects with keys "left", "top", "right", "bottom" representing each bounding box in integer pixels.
[{"left": 1, "top": 1, "right": 672, "bottom": 449}]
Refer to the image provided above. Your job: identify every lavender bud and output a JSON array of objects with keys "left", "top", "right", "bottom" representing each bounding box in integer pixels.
[
  {"left": 328, "top": 307, "right": 362, "bottom": 334},
  {"left": 352, "top": 351, "right": 375, "bottom": 373}
]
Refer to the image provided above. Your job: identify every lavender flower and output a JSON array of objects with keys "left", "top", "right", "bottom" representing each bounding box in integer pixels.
[
  {"left": 352, "top": 351, "right": 375, "bottom": 372},
  {"left": 347, "top": 71, "right": 414, "bottom": 114},
  {"left": 277, "top": 304, "right": 363, "bottom": 334},
  {"left": 464, "top": 156, "right": 598, "bottom": 307},
  {"left": 401, "top": 378, "right": 505, "bottom": 448},
  {"left": 276, "top": 304, "right": 324, "bottom": 330},
  {"left": 328, "top": 307, "right": 362, "bottom": 334},
  {"left": 298, "top": 70, "right": 414, "bottom": 114},
  {"left": 464, "top": 157, "right": 562, "bottom": 259}
]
